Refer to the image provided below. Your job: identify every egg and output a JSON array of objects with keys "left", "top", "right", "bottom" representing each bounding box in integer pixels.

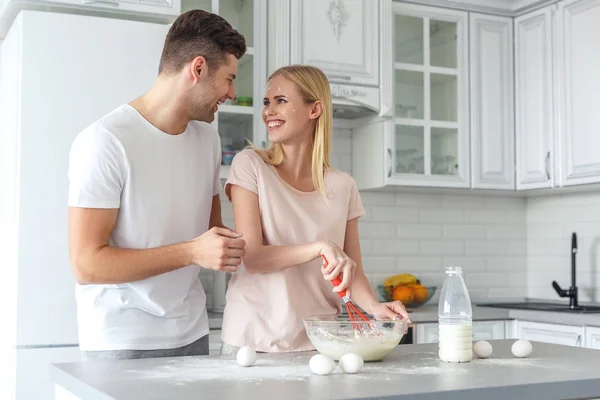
[
  {"left": 473, "top": 341, "right": 493, "bottom": 359},
  {"left": 309, "top": 354, "right": 336, "bottom": 375},
  {"left": 236, "top": 346, "right": 256, "bottom": 367},
  {"left": 511, "top": 339, "right": 533, "bottom": 358},
  {"left": 338, "top": 353, "right": 364, "bottom": 374}
]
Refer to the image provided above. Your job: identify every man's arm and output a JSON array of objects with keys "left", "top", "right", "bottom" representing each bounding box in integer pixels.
[
  {"left": 68, "top": 207, "right": 245, "bottom": 285},
  {"left": 209, "top": 194, "right": 226, "bottom": 229}
]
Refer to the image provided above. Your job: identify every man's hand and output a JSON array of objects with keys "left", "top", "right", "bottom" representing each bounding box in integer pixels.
[{"left": 188, "top": 227, "right": 246, "bottom": 272}]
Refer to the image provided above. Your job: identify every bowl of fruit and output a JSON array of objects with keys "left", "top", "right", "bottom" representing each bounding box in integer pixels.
[{"left": 377, "top": 274, "right": 436, "bottom": 308}]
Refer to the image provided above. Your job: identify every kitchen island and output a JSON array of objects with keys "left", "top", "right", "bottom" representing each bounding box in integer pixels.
[{"left": 51, "top": 340, "right": 600, "bottom": 400}]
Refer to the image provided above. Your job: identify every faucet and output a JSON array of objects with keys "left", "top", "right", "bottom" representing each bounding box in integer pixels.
[{"left": 552, "top": 232, "right": 579, "bottom": 309}]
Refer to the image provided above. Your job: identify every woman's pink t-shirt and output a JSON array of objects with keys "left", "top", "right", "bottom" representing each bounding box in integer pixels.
[{"left": 221, "top": 149, "right": 365, "bottom": 352}]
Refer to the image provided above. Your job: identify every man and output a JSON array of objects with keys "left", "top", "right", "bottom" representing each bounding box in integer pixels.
[{"left": 67, "top": 9, "right": 247, "bottom": 360}]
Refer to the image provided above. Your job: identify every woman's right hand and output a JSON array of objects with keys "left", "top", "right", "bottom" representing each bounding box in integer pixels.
[{"left": 318, "top": 241, "right": 356, "bottom": 295}]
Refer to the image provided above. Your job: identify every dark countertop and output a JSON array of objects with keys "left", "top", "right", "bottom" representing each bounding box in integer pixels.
[{"left": 51, "top": 340, "right": 600, "bottom": 400}]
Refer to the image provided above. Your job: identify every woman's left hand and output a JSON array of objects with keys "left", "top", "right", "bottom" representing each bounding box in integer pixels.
[{"left": 370, "top": 301, "right": 411, "bottom": 325}]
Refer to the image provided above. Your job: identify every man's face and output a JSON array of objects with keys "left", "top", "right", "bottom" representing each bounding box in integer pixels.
[{"left": 191, "top": 54, "right": 238, "bottom": 122}]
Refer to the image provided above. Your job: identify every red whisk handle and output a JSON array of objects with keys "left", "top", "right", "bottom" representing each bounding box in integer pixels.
[{"left": 321, "top": 255, "right": 347, "bottom": 298}]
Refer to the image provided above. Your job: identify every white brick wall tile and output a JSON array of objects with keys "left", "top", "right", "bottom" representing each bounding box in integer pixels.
[
  {"left": 560, "top": 222, "right": 600, "bottom": 238},
  {"left": 468, "top": 289, "right": 491, "bottom": 301},
  {"left": 397, "top": 224, "right": 442, "bottom": 239},
  {"left": 527, "top": 256, "right": 569, "bottom": 271},
  {"left": 373, "top": 240, "right": 420, "bottom": 255},
  {"left": 527, "top": 239, "right": 568, "bottom": 256},
  {"left": 359, "top": 222, "right": 397, "bottom": 238},
  {"left": 362, "top": 206, "right": 373, "bottom": 221},
  {"left": 465, "top": 241, "right": 509, "bottom": 255},
  {"left": 442, "top": 195, "right": 486, "bottom": 208},
  {"left": 485, "top": 196, "right": 526, "bottom": 209},
  {"left": 486, "top": 257, "right": 527, "bottom": 272},
  {"left": 396, "top": 193, "right": 442, "bottom": 207},
  {"left": 419, "top": 209, "right": 464, "bottom": 223},
  {"left": 507, "top": 210, "right": 527, "bottom": 223},
  {"left": 508, "top": 240, "right": 527, "bottom": 255},
  {"left": 486, "top": 225, "right": 526, "bottom": 239},
  {"left": 420, "top": 240, "right": 464, "bottom": 255},
  {"left": 442, "top": 257, "right": 487, "bottom": 272},
  {"left": 508, "top": 272, "right": 527, "bottom": 286},
  {"left": 396, "top": 256, "right": 444, "bottom": 272},
  {"left": 360, "top": 239, "right": 373, "bottom": 253},
  {"left": 361, "top": 257, "right": 397, "bottom": 273},
  {"left": 373, "top": 207, "right": 419, "bottom": 222},
  {"left": 464, "top": 210, "right": 507, "bottom": 224},
  {"left": 360, "top": 192, "right": 397, "bottom": 206},
  {"left": 488, "top": 287, "right": 527, "bottom": 299},
  {"left": 527, "top": 224, "right": 564, "bottom": 239},
  {"left": 443, "top": 225, "right": 486, "bottom": 239},
  {"left": 465, "top": 272, "right": 508, "bottom": 287}
]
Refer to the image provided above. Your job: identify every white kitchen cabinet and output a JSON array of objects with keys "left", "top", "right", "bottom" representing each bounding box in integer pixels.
[
  {"left": 585, "top": 326, "right": 600, "bottom": 349},
  {"left": 469, "top": 13, "right": 514, "bottom": 190},
  {"left": 209, "top": 329, "right": 222, "bottom": 355},
  {"left": 391, "top": 3, "right": 469, "bottom": 188},
  {"left": 182, "top": 0, "right": 268, "bottom": 179},
  {"left": 517, "top": 321, "right": 584, "bottom": 347},
  {"left": 557, "top": 0, "right": 600, "bottom": 186},
  {"left": 414, "top": 320, "right": 506, "bottom": 344},
  {"left": 288, "top": 0, "right": 379, "bottom": 86},
  {"left": 515, "top": 6, "right": 556, "bottom": 190},
  {"left": 353, "top": 3, "right": 470, "bottom": 190},
  {"left": 0, "top": 0, "right": 179, "bottom": 36}
]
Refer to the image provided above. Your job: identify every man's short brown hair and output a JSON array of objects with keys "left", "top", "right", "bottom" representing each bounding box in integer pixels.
[{"left": 158, "top": 9, "right": 246, "bottom": 75}]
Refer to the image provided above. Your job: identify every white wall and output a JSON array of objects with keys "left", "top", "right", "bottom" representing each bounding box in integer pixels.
[
  {"left": 527, "top": 192, "right": 600, "bottom": 303},
  {"left": 201, "top": 127, "right": 529, "bottom": 307}
]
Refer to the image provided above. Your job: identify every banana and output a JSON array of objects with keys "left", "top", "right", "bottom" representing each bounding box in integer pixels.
[{"left": 384, "top": 273, "right": 418, "bottom": 288}]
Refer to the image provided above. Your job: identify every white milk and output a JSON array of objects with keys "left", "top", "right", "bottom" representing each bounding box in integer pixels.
[{"left": 438, "top": 322, "right": 473, "bottom": 363}]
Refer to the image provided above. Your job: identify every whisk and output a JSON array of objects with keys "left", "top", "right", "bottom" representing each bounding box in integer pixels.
[{"left": 322, "top": 255, "right": 380, "bottom": 336}]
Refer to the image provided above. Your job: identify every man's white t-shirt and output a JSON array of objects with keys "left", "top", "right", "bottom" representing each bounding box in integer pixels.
[{"left": 68, "top": 104, "right": 221, "bottom": 351}]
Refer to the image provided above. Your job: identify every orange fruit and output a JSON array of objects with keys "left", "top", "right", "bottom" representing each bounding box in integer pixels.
[
  {"left": 412, "top": 284, "right": 429, "bottom": 303},
  {"left": 392, "top": 285, "right": 414, "bottom": 304}
]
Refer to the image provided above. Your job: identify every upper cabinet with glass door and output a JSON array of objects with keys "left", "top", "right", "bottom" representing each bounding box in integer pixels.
[
  {"left": 391, "top": 3, "right": 469, "bottom": 188},
  {"left": 181, "top": 0, "right": 267, "bottom": 179}
]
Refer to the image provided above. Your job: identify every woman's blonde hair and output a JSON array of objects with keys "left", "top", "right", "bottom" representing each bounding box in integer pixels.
[{"left": 253, "top": 64, "right": 333, "bottom": 199}]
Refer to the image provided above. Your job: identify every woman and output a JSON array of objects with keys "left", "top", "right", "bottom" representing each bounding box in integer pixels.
[{"left": 220, "top": 65, "right": 410, "bottom": 354}]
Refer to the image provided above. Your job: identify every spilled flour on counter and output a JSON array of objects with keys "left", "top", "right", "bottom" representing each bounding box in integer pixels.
[
  {"left": 118, "top": 350, "right": 575, "bottom": 387},
  {"left": 123, "top": 355, "right": 315, "bottom": 385}
]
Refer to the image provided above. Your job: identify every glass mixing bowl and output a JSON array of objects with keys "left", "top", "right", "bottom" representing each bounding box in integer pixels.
[{"left": 303, "top": 314, "right": 408, "bottom": 362}]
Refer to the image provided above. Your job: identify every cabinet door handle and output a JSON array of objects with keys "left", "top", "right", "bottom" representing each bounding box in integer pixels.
[
  {"left": 261, "top": 141, "right": 266, "bottom": 149},
  {"left": 545, "top": 151, "right": 551, "bottom": 180},
  {"left": 81, "top": 0, "right": 120, "bottom": 6},
  {"left": 387, "top": 148, "right": 392, "bottom": 178}
]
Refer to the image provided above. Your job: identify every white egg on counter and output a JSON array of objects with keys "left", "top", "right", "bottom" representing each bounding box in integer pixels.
[
  {"left": 309, "top": 354, "right": 336, "bottom": 375},
  {"left": 511, "top": 339, "right": 533, "bottom": 358},
  {"left": 473, "top": 341, "right": 493, "bottom": 359},
  {"left": 236, "top": 346, "right": 257, "bottom": 367},
  {"left": 338, "top": 353, "right": 364, "bottom": 374}
]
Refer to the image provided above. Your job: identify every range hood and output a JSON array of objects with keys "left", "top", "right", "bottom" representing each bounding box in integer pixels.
[{"left": 329, "top": 82, "right": 389, "bottom": 119}]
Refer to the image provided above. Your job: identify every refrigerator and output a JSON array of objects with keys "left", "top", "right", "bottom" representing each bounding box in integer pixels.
[{"left": 0, "top": 10, "right": 170, "bottom": 399}]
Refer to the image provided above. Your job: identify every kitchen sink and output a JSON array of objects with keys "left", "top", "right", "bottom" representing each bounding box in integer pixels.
[{"left": 477, "top": 302, "right": 600, "bottom": 313}]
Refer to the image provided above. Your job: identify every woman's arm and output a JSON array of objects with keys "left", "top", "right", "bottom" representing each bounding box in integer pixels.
[
  {"left": 343, "top": 218, "right": 411, "bottom": 322},
  {"left": 230, "top": 184, "right": 324, "bottom": 273}
]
